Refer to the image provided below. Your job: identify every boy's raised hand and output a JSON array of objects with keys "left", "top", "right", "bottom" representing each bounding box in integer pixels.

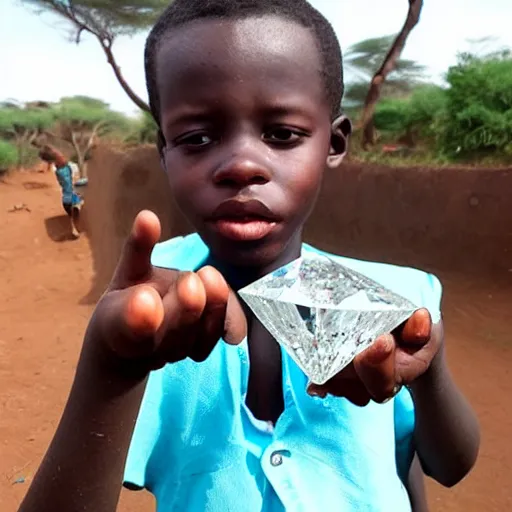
[
  {"left": 88, "top": 210, "right": 247, "bottom": 376},
  {"left": 308, "top": 309, "right": 443, "bottom": 405}
]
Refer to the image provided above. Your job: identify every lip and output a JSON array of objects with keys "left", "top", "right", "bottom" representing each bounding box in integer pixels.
[
  {"left": 210, "top": 219, "right": 277, "bottom": 241},
  {"left": 207, "top": 199, "right": 279, "bottom": 242},
  {"left": 210, "top": 199, "right": 279, "bottom": 221}
]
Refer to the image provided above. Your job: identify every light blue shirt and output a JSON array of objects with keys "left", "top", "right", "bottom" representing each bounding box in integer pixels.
[
  {"left": 55, "top": 164, "right": 81, "bottom": 206},
  {"left": 124, "top": 234, "right": 442, "bottom": 512}
]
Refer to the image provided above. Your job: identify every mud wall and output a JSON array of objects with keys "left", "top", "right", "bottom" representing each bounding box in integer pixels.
[
  {"left": 81, "top": 145, "right": 190, "bottom": 301},
  {"left": 82, "top": 145, "right": 511, "bottom": 301},
  {"left": 305, "top": 162, "right": 512, "bottom": 276}
]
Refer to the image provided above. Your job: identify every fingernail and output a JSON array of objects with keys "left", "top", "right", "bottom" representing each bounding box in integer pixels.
[{"left": 307, "top": 388, "right": 327, "bottom": 399}]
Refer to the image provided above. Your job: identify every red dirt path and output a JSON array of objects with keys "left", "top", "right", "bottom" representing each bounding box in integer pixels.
[{"left": 0, "top": 170, "right": 510, "bottom": 511}]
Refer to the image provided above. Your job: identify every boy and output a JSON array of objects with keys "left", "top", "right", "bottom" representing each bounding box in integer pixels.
[
  {"left": 20, "top": 1, "right": 479, "bottom": 511},
  {"left": 39, "top": 145, "right": 83, "bottom": 239}
]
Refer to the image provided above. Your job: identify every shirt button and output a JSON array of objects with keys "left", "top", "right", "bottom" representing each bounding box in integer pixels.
[{"left": 270, "top": 451, "right": 283, "bottom": 467}]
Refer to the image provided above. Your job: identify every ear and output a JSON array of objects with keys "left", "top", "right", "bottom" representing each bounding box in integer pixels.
[{"left": 327, "top": 115, "right": 352, "bottom": 169}]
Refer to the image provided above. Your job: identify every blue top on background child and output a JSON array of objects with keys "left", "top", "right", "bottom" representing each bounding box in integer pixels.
[{"left": 54, "top": 164, "right": 82, "bottom": 207}]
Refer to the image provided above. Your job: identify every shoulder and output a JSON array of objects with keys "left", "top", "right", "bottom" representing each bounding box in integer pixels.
[
  {"left": 151, "top": 233, "right": 209, "bottom": 271},
  {"left": 303, "top": 244, "right": 442, "bottom": 322}
]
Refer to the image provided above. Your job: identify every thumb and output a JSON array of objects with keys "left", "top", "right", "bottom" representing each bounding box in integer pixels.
[
  {"left": 111, "top": 210, "right": 161, "bottom": 289},
  {"left": 353, "top": 334, "right": 397, "bottom": 403}
]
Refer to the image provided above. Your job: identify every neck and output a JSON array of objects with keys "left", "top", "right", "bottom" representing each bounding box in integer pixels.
[{"left": 208, "top": 233, "right": 303, "bottom": 291}]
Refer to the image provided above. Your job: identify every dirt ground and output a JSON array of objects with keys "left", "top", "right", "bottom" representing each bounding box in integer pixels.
[{"left": 1, "top": 167, "right": 511, "bottom": 511}]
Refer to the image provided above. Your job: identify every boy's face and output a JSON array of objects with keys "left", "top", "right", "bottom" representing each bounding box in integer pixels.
[{"left": 156, "top": 16, "right": 345, "bottom": 270}]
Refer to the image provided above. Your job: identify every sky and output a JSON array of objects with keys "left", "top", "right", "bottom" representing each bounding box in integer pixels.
[{"left": 1, "top": 0, "right": 512, "bottom": 116}]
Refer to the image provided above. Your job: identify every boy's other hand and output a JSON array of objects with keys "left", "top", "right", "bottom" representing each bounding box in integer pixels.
[
  {"left": 87, "top": 210, "right": 247, "bottom": 376},
  {"left": 307, "top": 309, "right": 442, "bottom": 405}
]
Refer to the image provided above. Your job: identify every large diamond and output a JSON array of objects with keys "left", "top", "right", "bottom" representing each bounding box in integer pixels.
[{"left": 238, "top": 253, "right": 419, "bottom": 385}]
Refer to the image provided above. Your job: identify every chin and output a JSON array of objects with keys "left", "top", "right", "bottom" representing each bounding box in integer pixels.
[
  {"left": 198, "top": 222, "right": 303, "bottom": 277},
  {"left": 217, "top": 240, "right": 282, "bottom": 268}
]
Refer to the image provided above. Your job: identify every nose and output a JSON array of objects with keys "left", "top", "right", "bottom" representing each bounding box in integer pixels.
[{"left": 212, "top": 142, "right": 271, "bottom": 188}]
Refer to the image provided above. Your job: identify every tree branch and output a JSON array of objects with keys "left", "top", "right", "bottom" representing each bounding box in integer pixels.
[
  {"left": 98, "top": 38, "right": 150, "bottom": 113},
  {"left": 359, "top": 0, "right": 424, "bottom": 149}
]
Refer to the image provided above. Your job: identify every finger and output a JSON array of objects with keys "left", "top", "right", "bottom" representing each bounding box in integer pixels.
[
  {"left": 99, "top": 285, "right": 164, "bottom": 360},
  {"left": 125, "top": 285, "right": 165, "bottom": 337},
  {"left": 354, "top": 334, "right": 397, "bottom": 403},
  {"left": 395, "top": 308, "right": 432, "bottom": 348},
  {"left": 307, "top": 370, "right": 371, "bottom": 407},
  {"left": 307, "top": 364, "right": 358, "bottom": 398},
  {"left": 157, "top": 272, "right": 207, "bottom": 363},
  {"left": 307, "top": 383, "right": 329, "bottom": 399},
  {"left": 224, "top": 291, "right": 247, "bottom": 345},
  {"left": 111, "top": 210, "right": 161, "bottom": 289},
  {"left": 307, "top": 384, "right": 371, "bottom": 407},
  {"left": 190, "top": 266, "right": 230, "bottom": 362}
]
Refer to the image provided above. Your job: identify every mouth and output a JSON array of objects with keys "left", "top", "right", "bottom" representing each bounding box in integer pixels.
[{"left": 207, "top": 199, "right": 279, "bottom": 242}]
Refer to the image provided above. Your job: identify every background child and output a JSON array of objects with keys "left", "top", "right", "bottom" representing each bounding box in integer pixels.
[
  {"left": 20, "top": 1, "right": 479, "bottom": 511},
  {"left": 39, "top": 145, "right": 83, "bottom": 238}
]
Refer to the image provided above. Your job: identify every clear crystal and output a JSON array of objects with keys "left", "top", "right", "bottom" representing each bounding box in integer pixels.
[{"left": 238, "top": 253, "right": 419, "bottom": 385}]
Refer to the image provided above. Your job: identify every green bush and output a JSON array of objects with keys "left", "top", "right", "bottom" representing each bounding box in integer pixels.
[
  {"left": 0, "top": 139, "right": 18, "bottom": 172},
  {"left": 441, "top": 53, "right": 512, "bottom": 158},
  {"left": 374, "top": 98, "right": 410, "bottom": 135},
  {"left": 374, "top": 85, "right": 447, "bottom": 144},
  {"left": 124, "top": 111, "right": 158, "bottom": 146},
  {"left": 407, "top": 85, "right": 447, "bottom": 140}
]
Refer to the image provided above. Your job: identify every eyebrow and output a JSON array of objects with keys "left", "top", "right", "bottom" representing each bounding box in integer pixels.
[
  {"left": 162, "top": 107, "right": 215, "bottom": 130},
  {"left": 162, "top": 97, "right": 321, "bottom": 131}
]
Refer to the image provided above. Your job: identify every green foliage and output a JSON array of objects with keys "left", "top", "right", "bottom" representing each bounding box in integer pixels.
[
  {"left": 441, "top": 52, "right": 512, "bottom": 158},
  {"left": 52, "top": 96, "right": 131, "bottom": 139},
  {"left": 373, "top": 98, "right": 410, "bottom": 135},
  {"left": 0, "top": 104, "right": 55, "bottom": 167},
  {"left": 374, "top": 85, "right": 447, "bottom": 142},
  {"left": 359, "top": 49, "right": 512, "bottom": 165},
  {"left": 23, "top": 0, "right": 168, "bottom": 38},
  {"left": 0, "top": 140, "right": 18, "bottom": 172},
  {"left": 344, "top": 35, "right": 426, "bottom": 107},
  {"left": 124, "top": 111, "right": 158, "bottom": 145},
  {"left": 22, "top": 1, "right": 169, "bottom": 112},
  {"left": 0, "top": 105, "right": 54, "bottom": 139}
]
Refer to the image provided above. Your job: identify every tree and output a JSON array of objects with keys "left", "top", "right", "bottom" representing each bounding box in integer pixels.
[
  {"left": 46, "top": 96, "right": 131, "bottom": 177},
  {"left": 373, "top": 84, "right": 447, "bottom": 146},
  {"left": 124, "top": 110, "right": 159, "bottom": 146},
  {"left": 0, "top": 104, "right": 54, "bottom": 167},
  {"left": 22, "top": 0, "right": 170, "bottom": 112},
  {"left": 0, "top": 140, "right": 18, "bottom": 173},
  {"left": 359, "top": 0, "right": 424, "bottom": 149},
  {"left": 344, "top": 35, "right": 426, "bottom": 108},
  {"left": 441, "top": 50, "right": 512, "bottom": 159}
]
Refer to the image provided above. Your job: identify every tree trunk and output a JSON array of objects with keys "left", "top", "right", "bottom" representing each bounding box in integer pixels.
[
  {"left": 70, "top": 131, "right": 86, "bottom": 179},
  {"left": 360, "top": 0, "right": 424, "bottom": 149},
  {"left": 99, "top": 39, "right": 151, "bottom": 113}
]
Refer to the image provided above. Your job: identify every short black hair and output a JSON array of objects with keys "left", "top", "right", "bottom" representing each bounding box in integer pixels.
[{"left": 144, "top": 0, "right": 344, "bottom": 125}]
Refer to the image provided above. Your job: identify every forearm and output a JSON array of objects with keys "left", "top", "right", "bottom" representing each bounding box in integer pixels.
[
  {"left": 409, "top": 348, "right": 480, "bottom": 487},
  {"left": 18, "top": 339, "right": 148, "bottom": 512}
]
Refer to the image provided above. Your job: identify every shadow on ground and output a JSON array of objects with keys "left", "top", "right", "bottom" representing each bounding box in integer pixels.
[{"left": 44, "top": 214, "right": 86, "bottom": 243}]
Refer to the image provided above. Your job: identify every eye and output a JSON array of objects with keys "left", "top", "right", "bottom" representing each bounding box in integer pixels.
[
  {"left": 174, "top": 131, "right": 213, "bottom": 148},
  {"left": 263, "top": 127, "right": 305, "bottom": 145}
]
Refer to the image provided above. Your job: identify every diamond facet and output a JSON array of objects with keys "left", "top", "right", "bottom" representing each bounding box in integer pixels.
[{"left": 238, "top": 253, "right": 419, "bottom": 385}]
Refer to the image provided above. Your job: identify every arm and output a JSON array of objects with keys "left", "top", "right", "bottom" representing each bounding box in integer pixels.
[
  {"left": 19, "top": 211, "right": 246, "bottom": 512},
  {"left": 310, "top": 314, "right": 480, "bottom": 488},
  {"left": 18, "top": 339, "right": 147, "bottom": 512},
  {"left": 409, "top": 323, "right": 480, "bottom": 487},
  {"left": 407, "top": 454, "right": 429, "bottom": 512}
]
